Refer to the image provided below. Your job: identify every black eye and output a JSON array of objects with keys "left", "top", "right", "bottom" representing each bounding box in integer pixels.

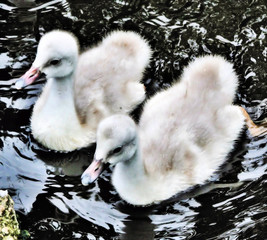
[
  {"left": 49, "top": 59, "right": 61, "bottom": 66},
  {"left": 112, "top": 146, "right": 123, "bottom": 155}
]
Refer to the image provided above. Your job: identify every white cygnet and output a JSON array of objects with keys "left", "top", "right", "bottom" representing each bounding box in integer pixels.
[
  {"left": 16, "top": 30, "right": 151, "bottom": 151},
  {"left": 81, "top": 55, "right": 246, "bottom": 206}
]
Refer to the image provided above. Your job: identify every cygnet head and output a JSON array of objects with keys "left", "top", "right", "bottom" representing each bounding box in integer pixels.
[
  {"left": 16, "top": 30, "right": 79, "bottom": 89},
  {"left": 81, "top": 115, "right": 138, "bottom": 186}
]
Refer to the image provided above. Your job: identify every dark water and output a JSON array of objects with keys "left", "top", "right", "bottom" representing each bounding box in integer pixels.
[{"left": 0, "top": 0, "right": 267, "bottom": 239}]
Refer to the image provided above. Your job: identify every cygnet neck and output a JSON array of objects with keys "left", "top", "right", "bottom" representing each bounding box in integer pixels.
[
  {"left": 45, "top": 74, "right": 75, "bottom": 108},
  {"left": 31, "top": 71, "right": 93, "bottom": 151},
  {"left": 112, "top": 136, "right": 148, "bottom": 200}
]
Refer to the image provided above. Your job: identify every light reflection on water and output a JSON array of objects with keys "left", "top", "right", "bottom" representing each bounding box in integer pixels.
[{"left": 0, "top": 0, "right": 266, "bottom": 239}]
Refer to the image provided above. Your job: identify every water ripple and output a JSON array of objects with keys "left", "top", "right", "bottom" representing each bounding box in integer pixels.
[{"left": 0, "top": 0, "right": 266, "bottom": 239}]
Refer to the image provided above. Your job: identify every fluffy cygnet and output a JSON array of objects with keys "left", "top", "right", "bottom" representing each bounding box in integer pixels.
[
  {"left": 16, "top": 30, "right": 151, "bottom": 151},
  {"left": 81, "top": 55, "right": 245, "bottom": 206}
]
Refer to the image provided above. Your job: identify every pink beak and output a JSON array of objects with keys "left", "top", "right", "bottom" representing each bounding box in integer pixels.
[
  {"left": 15, "top": 66, "right": 41, "bottom": 89},
  {"left": 81, "top": 158, "right": 104, "bottom": 186}
]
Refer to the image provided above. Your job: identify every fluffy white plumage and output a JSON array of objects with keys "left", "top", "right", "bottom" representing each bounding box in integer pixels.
[
  {"left": 18, "top": 30, "right": 151, "bottom": 151},
  {"left": 81, "top": 55, "right": 245, "bottom": 206}
]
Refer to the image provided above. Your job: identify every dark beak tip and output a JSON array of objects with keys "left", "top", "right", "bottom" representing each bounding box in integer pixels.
[
  {"left": 14, "top": 78, "right": 26, "bottom": 89},
  {"left": 81, "top": 173, "right": 93, "bottom": 186}
]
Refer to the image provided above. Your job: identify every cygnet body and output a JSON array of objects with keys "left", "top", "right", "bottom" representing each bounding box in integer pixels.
[
  {"left": 16, "top": 30, "right": 151, "bottom": 151},
  {"left": 81, "top": 55, "right": 245, "bottom": 206}
]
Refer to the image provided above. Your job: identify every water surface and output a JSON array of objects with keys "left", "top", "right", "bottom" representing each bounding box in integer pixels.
[{"left": 0, "top": 0, "right": 266, "bottom": 239}]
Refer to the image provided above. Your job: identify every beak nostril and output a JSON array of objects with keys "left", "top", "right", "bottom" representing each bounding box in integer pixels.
[
  {"left": 29, "top": 70, "right": 38, "bottom": 78},
  {"left": 94, "top": 167, "right": 99, "bottom": 172},
  {"left": 17, "top": 67, "right": 40, "bottom": 88}
]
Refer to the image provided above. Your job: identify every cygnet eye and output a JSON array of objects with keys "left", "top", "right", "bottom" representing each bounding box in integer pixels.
[
  {"left": 112, "top": 146, "right": 123, "bottom": 155},
  {"left": 49, "top": 59, "right": 61, "bottom": 66}
]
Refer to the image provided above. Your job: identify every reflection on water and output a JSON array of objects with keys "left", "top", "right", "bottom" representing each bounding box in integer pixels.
[{"left": 0, "top": 0, "right": 266, "bottom": 239}]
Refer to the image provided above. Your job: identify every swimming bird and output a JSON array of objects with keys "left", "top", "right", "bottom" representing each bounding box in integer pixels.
[
  {"left": 16, "top": 30, "right": 151, "bottom": 151},
  {"left": 81, "top": 55, "right": 245, "bottom": 206}
]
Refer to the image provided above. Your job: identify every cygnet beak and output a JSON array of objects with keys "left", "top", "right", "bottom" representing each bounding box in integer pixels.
[
  {"left": 15, "top": 66, "right": 41, "bottom": 89},
  {"left": 81, "top": 158, "right": 104, "bottom": 186}
]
